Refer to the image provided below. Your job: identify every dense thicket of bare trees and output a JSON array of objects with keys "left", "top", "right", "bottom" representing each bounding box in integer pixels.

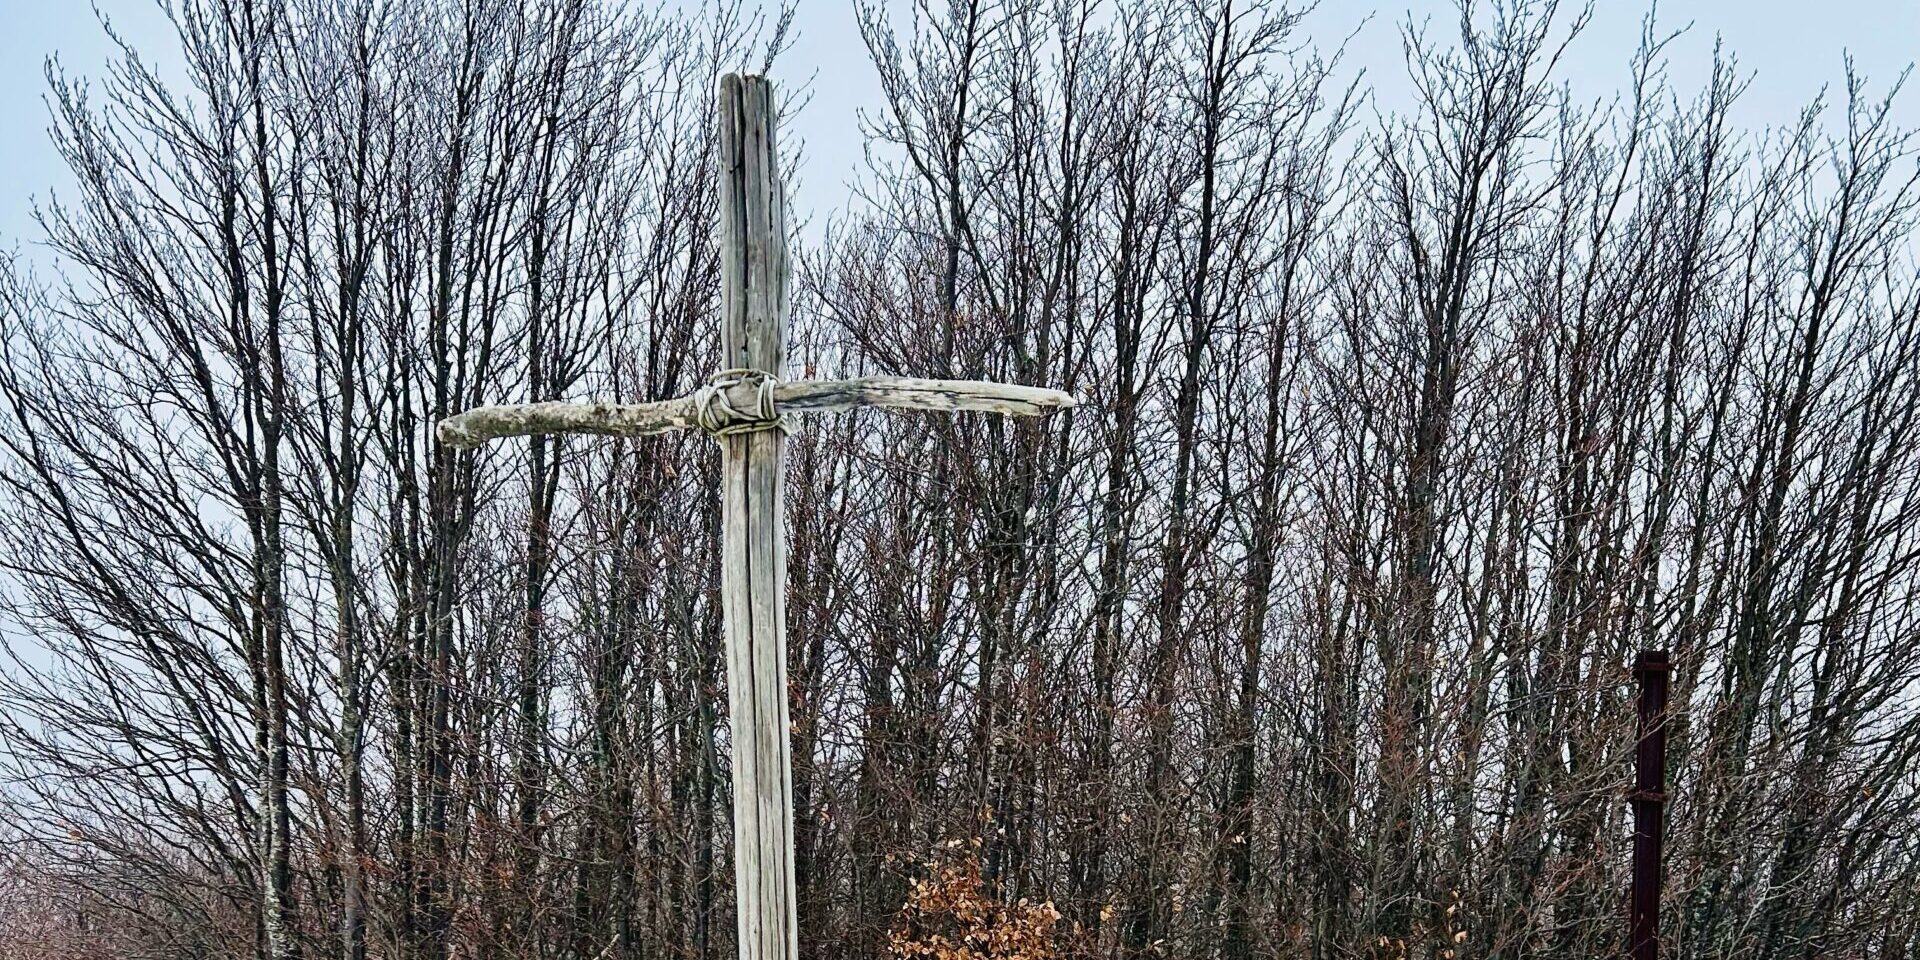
[{"left": 1, "top": 1, "right": 1918, "bottom": 958}]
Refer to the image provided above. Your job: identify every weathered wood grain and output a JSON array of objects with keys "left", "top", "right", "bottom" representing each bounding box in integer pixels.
[
  {"left": 435, "top": 398, "right": 699, "bottom": 447},
  {"left": 717, "top": 73, "right": 797, "bottom": 960},
  {"left": 435, "top": 377, "right": 1076, "bottom": 447},
  {"left": 776, "top": 376, "right": 1077, "bottom": 416}
]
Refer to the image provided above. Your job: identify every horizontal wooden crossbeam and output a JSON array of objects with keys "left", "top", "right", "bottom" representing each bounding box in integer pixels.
[{"left": 436, "top": 375, "right": 1078, "bottom": 448}]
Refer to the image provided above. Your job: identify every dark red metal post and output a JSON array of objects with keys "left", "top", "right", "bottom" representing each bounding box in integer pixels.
[{"left": 1630, "top": 650, "right": 1670, "bottom": 960}]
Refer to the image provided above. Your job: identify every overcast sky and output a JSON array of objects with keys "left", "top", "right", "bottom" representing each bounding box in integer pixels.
[{"left": 2, "top": 0, "right": 1915, "bottom": 259}]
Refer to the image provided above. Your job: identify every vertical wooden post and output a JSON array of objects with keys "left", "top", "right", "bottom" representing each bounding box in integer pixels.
[
  {"left": 716, "top": 73, "right": 797, "bottom": 960},
  {"left": 1630, "top": 651, "right": 1670, "bottom": 960}
]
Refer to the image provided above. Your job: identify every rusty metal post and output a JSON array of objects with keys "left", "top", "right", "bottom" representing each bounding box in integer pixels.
[{"left": 1630, "top": 650, "right": 1670, "bottom": 960}]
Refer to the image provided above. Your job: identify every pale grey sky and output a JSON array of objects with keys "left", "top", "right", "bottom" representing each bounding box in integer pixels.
[{"left": 1, "top": 0, "right": 1915, "bottom": 258}]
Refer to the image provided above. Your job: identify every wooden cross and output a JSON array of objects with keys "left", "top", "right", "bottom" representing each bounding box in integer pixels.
[{"left": 436, "top": 74, "right": 1075, "bottom": 960}]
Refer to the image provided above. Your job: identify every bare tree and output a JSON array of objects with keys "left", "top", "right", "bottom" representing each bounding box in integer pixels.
[{"left": 4, "top": 2, "right": 1920, "bottom": 959}]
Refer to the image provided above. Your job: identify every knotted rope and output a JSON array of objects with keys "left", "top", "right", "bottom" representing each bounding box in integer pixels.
[{"left": 691, "top": 368, "right": 791, "bottom": 437}]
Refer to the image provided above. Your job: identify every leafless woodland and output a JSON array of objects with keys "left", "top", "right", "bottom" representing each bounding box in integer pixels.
[{"left": 0, "top": 1, "right": 1917, "bottom": 958}]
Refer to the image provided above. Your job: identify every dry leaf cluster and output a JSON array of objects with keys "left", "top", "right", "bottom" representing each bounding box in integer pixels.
[{"left": 889, "top": 843, "right": 1063, "bottom": 960}]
